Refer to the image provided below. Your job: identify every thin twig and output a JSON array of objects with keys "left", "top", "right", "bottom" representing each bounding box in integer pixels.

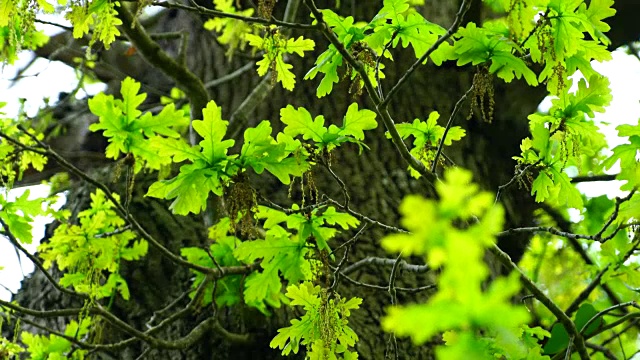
[
  {"left": 338, "top": 273, "right": 436, "bottom": 293},
  {"left": 497, "top": 226, "right": 600, "bottom": 242},
  {"left": 204, "top": 62, "right": 255, "bottom": 89},
  {"left": 304, "top": 0, "right": 438, "bottom": 186},
  {"left": 150, "top": 1, "right": 318, "bottom": 30},
  {"left": 596, "top": 190, "right": 636, "bottom": 241},
  {"left": 585, "top": 342, "right": 617, "bottom": 360},
  {"left": 12, "top": 125, "right": 257, "bottom": 277},
  {"left": 495, "top": 160, "right": 541, "bottom": 203},
  {"left": 385, "top": 254, "right": 403, "bottom": 360},
  {"left": 257, "top": 192, "right": 328, "bottom": 214},
  {"left": 541, "top": 203, "right": 640, "bottom": 337},
  {"left": 586, "top": 312, "right": 640, "bottom": 340},
  {"left": 380, "top": 0, "right": 472, "bottom": 108},
  {"left": 322, "top": 196, "right": 408, "bottom": 233},
  {"left": 375, "top": 31, "right": 399, "bottom": 99},
  {"left": 580, "top": 302, "right": 639, "bottom": 335},
  {"left": 330, "top": 224, "right": 368, "bottom": 257},
  {"left": 431, "top": 84, "right": 474, "bottom": 173},
  {"left": 0, "top": 217, "right": 86, "bottom": 299},
  {"left": 341, "top": 256, "right": 429, "bottom": 276},
  {"left": 566, "top": 236, "right": 640, "bottom": 316},
  {"left": 329, "top": 226, "right": 367, "bottom": 291},
  {"left": 322, "top": 159, "right": 351, "bottom": 209}
]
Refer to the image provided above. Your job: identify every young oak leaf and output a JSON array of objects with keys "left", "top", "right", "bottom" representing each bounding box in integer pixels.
[
  {"left": 234, "top": 234, "right": 311, "bottom": 305},
  {"left": 578, "top": 0, "right": 616, "bottom": 44},
  {"left": 192, "top": 101, "right": 235, "bottom": 163},
  {"left": 147, "top": 101, "right": 234, "bottom": 215},
  {"left": 240, "top": 120, "right": 309, "bottom": 184},
  {"left": 241, "top": 121, "right": 279, "bottom": 165},
  {"left": 562, "top": 75, "right": 612, "bottom": 118},
  {"left": 285, "top": 36, "right": 316, "bottom": 57},
  {"left": 371, "top": 0, "right": 446, "bottom": 63},
  {"left": 335, "top": 103, "right": 377, "bottom": 141},
  {"left": 489, "top": 51, "right": 539, "bottom": 85},
  {"left": 0, "top": 0, "right": 14, "bottom": 27},
  {"left": 0, "top": 190, "right": 47, "bottom": 244},
  {"left": 276, "top": 60, "right": 296, "bottom": 91},
  {"left": 548, "top": 0, "right": 587, "bottom": 60},
  {"left": 147, "top": 162, "right": 224, "bottom": 215},
  {"left": 531, "top": 171, "right": 554, "bottom": 203},
  {"left": 398, "top": 112, "right": 465, "bottom": 147},
  {"left": 133, "top": 103, "right": 188, "bottom": 138},
  {"left": 262, "top": 157, "right": 309, "bottom": 185},
  {"left": 120, "top": 76, "right": 146, "bottom": 122},
  {"left": 281, "top": 105, "right": 327, "bottom": 142},
  {"left": 247, "top": 31, "right": 314, "bottom": 91},
  {"left": 88, "top": 94, "right": 129, "bottom": 158},
  {"left": 89, "top": 77, "right": 189, "bottom": 168},
  {"left": 149, "top": 137, "right": 202, "bottom": 163},
  {"left": 318, "top": 207, "right": 360, "bottom": 230},
  {"left": 393, "top": 112, "right": 465, "bottom": 176},
  {"left": 305, "top": 48, "right": 342, "bottom": 98},
  {"left": 395, "top": 12, "right": 446, "bottom": 59},
  {"left": 603, "top": 136, "right": 640, "bottom": 191},
  {"left": 454, "top": 23, "right": 537, "bottom": 85},
  {"left": 305, "top": 9, "right": 366, "bottom": 97},
  {"left": 531, "top": 166, "right": 583, "bottom": 208},
  {"left": 271, "top": 282, "right": 361, "bottom": 358}
]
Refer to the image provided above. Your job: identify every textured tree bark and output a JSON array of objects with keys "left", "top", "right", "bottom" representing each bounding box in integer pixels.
[{"left": 7, "top": 1, "right": 640, "bottom": 359}]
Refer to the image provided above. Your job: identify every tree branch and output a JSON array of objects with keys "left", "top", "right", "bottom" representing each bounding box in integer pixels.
[
  {"left": 570, "top": 174, "right": 619, "bottom": 183},
  {"left": 431, "top": 84, "right": 474, "bottom": 173},
  {"left": 566, "top": 235, "right": 640, "bottom": 316},
  {"left": 8, "top": 126, "right": 258, "bottom": 278},
  {"left": 117, "top": 4, "right": 209, "bottom": 128},
  {"left": 489, "top": 244, "right": 590, "bottom": 360},
  {"left": 379, "top": 0, "right": 472, "bottom": 108},
  {"left": 0, "top": 216, "right": 86, "bottom": 299},
  {"left": 497, "top": 226, "right": 600, "bottom": 242},
  {"left": 150, "top": 1, "right": 318, "bottom": 30},
  {"left": 340, "top": 257, "right": 430, "bottom": 276},
  {"left": 304, "top": 0, "right": 439, "bottom": 187}
]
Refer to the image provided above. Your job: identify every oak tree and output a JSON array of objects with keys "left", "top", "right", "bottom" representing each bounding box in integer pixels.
[{"left": 1, "top": 0, "right": 640, "bottom": 359}]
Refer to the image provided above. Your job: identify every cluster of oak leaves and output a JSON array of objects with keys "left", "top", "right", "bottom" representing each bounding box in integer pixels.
[{"left": 1, "top": 0, "right": 640, "bottom": 359}]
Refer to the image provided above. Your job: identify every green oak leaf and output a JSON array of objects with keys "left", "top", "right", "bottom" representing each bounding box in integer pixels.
[
  {"left": 280, "top": 105, "right": 327, "bottom": 142},
  {"left": 192, "top": 101, "right": 235, "bottom": 163},
  {"left": 147, "top": 162, "right": 223, "bottom": 215}
]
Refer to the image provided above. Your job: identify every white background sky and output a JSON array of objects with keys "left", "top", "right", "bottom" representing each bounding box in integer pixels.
[{"left": 1, "top": 22, "right": 640, "bottom": 301}]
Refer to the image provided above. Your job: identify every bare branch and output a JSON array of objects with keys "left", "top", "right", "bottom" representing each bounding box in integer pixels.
[
  {"left": 570, "top": 174, "right": 619, "bottom": 183},
  {"left": 341, "top": 257, "right": 429, "bottom": 276},
  {"left": 150, "top": 1, "right": 318, "bottom": 30},
  {"left": 0, "top": 217, "right": 86, "bottom": 299},
  {"left": 489, "top": 244, "right": 590, "bottom": 360}
]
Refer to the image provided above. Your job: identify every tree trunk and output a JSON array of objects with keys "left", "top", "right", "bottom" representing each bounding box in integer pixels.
[{"left": 8, "top": 0, "right": 640, "bottom": 359}]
